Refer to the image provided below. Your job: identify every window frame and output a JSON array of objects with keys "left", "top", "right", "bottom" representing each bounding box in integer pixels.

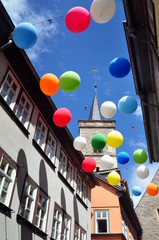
[
  {"left": 15, "top": 91, "right": 33, "bottom": 129},
  {"left": 94, "top": 210, "right": 109, "bottom": 234},
  {"left": 0, "top": 71, "right": 20, "bottom": 110},
  {"left": 74, "top": 223, "right": 86, "bottom": 240},
  {"left": 19, "top": 176, "right": 49, "bottom": 233},
  {"left": 82, "top": 181, "right": 87, "bottom": 205},
  {"left": 34, "top": 116, "right": 47, "bottom": 151},
  {"left": 66, "top": 160, "right": 74, "bottom": 188},
  {"left": 51, "top": 204, "right": 71, "bottom": 240},
  {"left": 45, "top": 132, "right": 57, "bottom": 163},
  {"left": 76, "top": 172, "right": 82, "bottom": 198},
  {"left": 0, "top": 153, "right": 16, "bottom": 207},
  {"left": 58, "top": 149, "right": 67, "bottom": 178}
]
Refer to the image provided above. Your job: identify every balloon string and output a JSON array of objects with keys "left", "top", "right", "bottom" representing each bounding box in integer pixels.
[
  {"left": 33, "top": 15, "right": 65, "bottom": 26},
  {"left": 32, "top": 0, "right": 122, "bottom": 26}
]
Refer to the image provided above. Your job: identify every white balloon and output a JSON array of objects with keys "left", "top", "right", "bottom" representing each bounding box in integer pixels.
[
  {"left": 101, "top": 155, "right": 114, "bottom": 170},
  {"left": 100, "top": 101, "right": 117, "bottom": 118},
  {"left": 73, "top": 136, "right": 87, "bottom": 151},
  {"left": 90, "top": 0, "right": 116, "bottom": 24},
  {"left": 136, "top": 165, "right": 149, "bottom": 179}
]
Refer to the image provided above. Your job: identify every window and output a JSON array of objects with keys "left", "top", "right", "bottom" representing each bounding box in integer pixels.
[
  {"left": 94, "top": 210, "right": 109, "bottom": 233},
  {"left": 81, "top": 229, "right": 86, "bottom": 240},
  {"left": 0, "top": 155, "right": 16, "bottom": 206},
  {"left": 15, "top": 93, "right": 32, "bottom": 128},
  {"left": 67, "top": 161, "right": 74, "bottom": 187},
  {"left": 129, "top": 229, "right": 132, "bottom": 240},
  {"left": 74, "top": 224, "right": 80, "bottom": 240},
  {"left": 0, "top": 72, "right": 20, "bottom": 109},
  {"left": 34, "top": 118, "right": 47, "bottom": 150},
  {"left": 122, "top": 216, "right": 128, "bottom": 239},
  {"left": 59, "top": 149, "right": 67, "bottom": 177},
  {"left": 52, "top": 206, "right": 71, "bottom": 240},
  {"left": 46, "top": 133, "right": 56, "bottom": 162},
  {"left": 19, "top": 180, "right": 37, "bottom": 222},
  {"left": 19, "top": 178, "right": 49, "bottom": 232},
  {"left": 76, "top": 173, "right": 82, "bottom": 198},
  {"left": 63, "top": 214, "right": 71, "bottom": 240},
  {"left": 35, "top": 192, "right": 48, "bottom": 231},
  {"left": 74, "top": 224, "right": 86, "bottom": 240},
  {"left": 52, "top": 208, "right": 62, "bottom": 240},
  {"left": 93, "top": 149, "right": 102, "bottom": 154},
  {"left": 82, "top": 182, "right": 87, "bottom": 204}
]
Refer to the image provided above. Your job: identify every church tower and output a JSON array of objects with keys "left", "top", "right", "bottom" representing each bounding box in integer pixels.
[{"left": 78, "top": 85, "right": 117, "bottom": 170}]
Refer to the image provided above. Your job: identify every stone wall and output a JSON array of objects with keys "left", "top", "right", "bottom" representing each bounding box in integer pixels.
[
  {"left": 135, "top": 169, "right": 159, "bottom": 240},
  {"left": 78, "top": 120, "right": 117, "bottom": 170}
]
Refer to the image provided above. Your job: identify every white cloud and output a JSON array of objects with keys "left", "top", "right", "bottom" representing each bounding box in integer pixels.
[
  {"left": 134, "top": 105, "right": 143, "bottom": 121},
  {"left": 2, "top": 0, "right": 60, "bottom": 61},
  {"left": 124, "top": 90, "right": 130, "bottom": 95},
  {"left": 128, "top": 138, "right": 147, "bottom": 150}
]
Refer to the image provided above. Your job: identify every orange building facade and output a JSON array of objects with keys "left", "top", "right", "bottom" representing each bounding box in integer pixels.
[{"left": 91, "top": 172, "right": 142, "bottom": 240}]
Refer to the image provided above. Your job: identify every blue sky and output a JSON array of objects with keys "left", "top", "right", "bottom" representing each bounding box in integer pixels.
[{"left": 2, "top": 0, "right": 158, "bottom": 207}]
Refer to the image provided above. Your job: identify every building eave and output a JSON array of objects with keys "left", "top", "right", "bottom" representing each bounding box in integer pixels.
[{"left": 123, "top": 0, "right": 159, "bottom": 163}]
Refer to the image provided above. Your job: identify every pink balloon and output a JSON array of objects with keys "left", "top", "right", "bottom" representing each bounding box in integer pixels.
[
  {"left": 82, "top": 157, "right": 96, "bottom": 172},
  {"left": 53, "top": 108, "right": 71, "bottom": 127},
  {"left": 65, "top": 6, "right": 91, "bottom": 33}
]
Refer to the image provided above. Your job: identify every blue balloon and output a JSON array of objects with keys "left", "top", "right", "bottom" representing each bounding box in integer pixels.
[
  {"left": 13, "top": 22, "right": 38, "bottom": 49},
  {"left": 118, "top": 96, "right": 138, "bottom": 114},
  {"left": 132, "top": 186, "right": 142, "bottom": 196},
  {"left": 117, "top": 151, "right": 129, "bottom": 164},
  {"left": 109, "top": 57, "right": 131, "bottom": 78}
]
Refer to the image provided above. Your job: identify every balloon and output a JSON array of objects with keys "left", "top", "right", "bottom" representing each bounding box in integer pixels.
[
  {"left": 40, "top": 73, "right": 59, "bottom": 96},
  {"left": 109, "top": 57, "right": 130, "bottom": 78},
  {"left": 91, "top": 133, "right": 106, "bottom": 150},
  {"left": 13, "top": 22, "right": 38, "bottom": 49},
  {"left": 100, "top": 101, "right": 116, "bottom": 118},
  {"left": 107, "top": 171, "right": 121, "bottom": 186},
  {"left": 133, "top": 149, "right": 147, "bottom": 164},
  {"left": 59, "top": 71, "right": 81, "bottom": 92},
  {"left": 132, "top": 186, "right": 142, "bottom": 196},
  {"left": 136, "top": 165, "right": 149, "bottom": 179},
  {"left": 65, "top": 7, "right": 91, "bottom": 33},
  {"left": 100, "top": 155, "right": 114, "bottom": 170},
  {"left": 73, "top": 136, "right": 87, "bottom": 151},
  {"left": 106, "top": 130, "right": 123, "bottom": 148},
  {"left": 82, "top": 157, "right": 96, "bottom": 172},
  {"left": 53, "top": 108, "right": 71, "bottom": 127},
  {"left": 118, "top": 96, "right": 138, "bottom": 114},
  {"left": 117, "top": 151, "right": 129, "bottom": 164},
  {"left": 90, "top": 0, "right": 116, "bottom": 24},
  {"left": 147, "top": 183, "right": 158, "bottom": 196}
]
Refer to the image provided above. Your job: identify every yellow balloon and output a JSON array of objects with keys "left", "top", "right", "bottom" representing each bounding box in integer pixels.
[
  {"left": 106, "top": 130, "right": 123, "bottom": 148},
  {"left": 107, "top": 171, "right": 121, "bottom": 186}
]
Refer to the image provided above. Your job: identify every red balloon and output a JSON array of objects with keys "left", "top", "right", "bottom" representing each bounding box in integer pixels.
[
  {"left": 82, "top": 157, "right": 96, "bottom": 172},
  {"left": 53, "top": 108, "right": 71, "bottom": 127},
  {"left": 65, "top": 6, "right": 91, "bottom": 33}
]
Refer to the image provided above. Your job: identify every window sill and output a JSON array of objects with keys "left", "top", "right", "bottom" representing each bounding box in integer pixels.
[
  {"left": 0, "top": 96, "right": 30, "bottom": 138},
  {"left": 0, "top": 201, "right": 13, "bottom": 217},
  {"left": 32, "top": 139, "right": 56, "bottom": 171},
  {"left": 76, "top": 193, "right": 88, "bottom": 209},
  {"left": 17, "top": 214, "right": 48, "bottom": 238},
  {"left": 58, "top": 171, "right": 75, "bottom": 193}
]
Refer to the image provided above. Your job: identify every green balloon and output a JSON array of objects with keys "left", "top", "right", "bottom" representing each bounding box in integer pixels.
[
  {"left": 91, "top": 133, "right": 106, "bottom": 150},
  {"left": 59, "top": 71, "right": 81, "bottom": 92},
  {"left": 133, "top": 149, "right": 147, "bottom": 164}
]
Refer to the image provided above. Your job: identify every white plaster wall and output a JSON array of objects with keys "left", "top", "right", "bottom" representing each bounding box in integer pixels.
[{"left": 0, "top": 54, "right": 92, "bottom": 240}]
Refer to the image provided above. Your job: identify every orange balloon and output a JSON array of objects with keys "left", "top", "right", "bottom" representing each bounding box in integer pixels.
[
  {"left": 146, "top": 183, "right": 158, "bottom": 196},
  {"left": 40, "top": 73, "right": 59, "bottom": 96}
]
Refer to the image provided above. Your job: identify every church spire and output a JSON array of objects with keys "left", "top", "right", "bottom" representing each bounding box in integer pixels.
[{"left": 88, "top": 84, "right": 104, "bottom": 120}]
